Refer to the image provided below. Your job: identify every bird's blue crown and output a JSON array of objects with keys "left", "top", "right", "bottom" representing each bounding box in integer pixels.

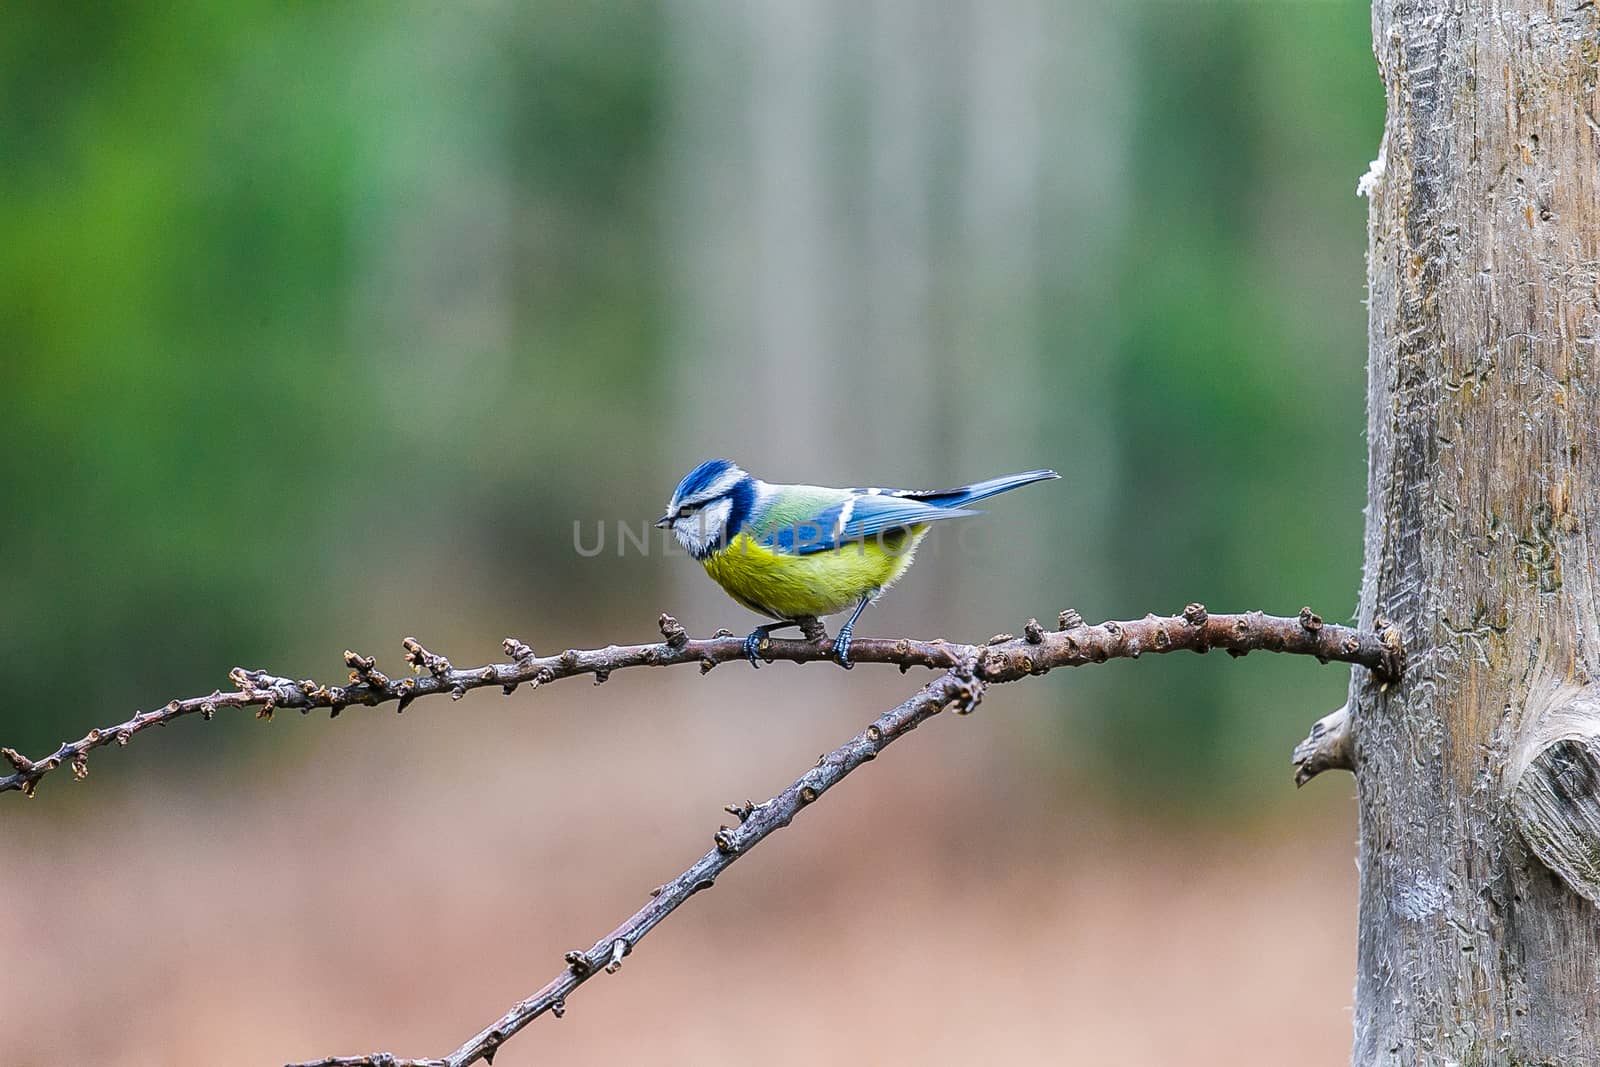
[{"left": 672, "top": 458, "right": 742, "bottom": 505}]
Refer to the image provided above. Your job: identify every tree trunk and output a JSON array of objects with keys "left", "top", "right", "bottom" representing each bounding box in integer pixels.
[{"left": 1353, "top": 1, "right": 1600, "bottom": 1063}]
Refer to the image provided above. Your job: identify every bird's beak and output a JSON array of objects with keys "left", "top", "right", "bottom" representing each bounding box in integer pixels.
[{"left": 653, "top": 514, "right": 672, "bottom": 529}]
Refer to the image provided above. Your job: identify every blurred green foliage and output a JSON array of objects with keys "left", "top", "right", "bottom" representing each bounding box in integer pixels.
[
  {"left": 1, "top": 1, "right": 1381, "bottom": 810},
  {"left": 1090, "top": 2, "right": 1380, "bottom": 798}
]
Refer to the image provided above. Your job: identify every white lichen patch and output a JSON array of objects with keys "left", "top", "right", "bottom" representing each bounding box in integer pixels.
[{"left": 1357, "top": 154, "right": 1386, "bottom": 198}]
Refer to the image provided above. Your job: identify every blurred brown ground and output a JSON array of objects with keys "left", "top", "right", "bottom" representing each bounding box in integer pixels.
[{"left": 2, "top": 667, "right": 1357, "bottom": 1065}]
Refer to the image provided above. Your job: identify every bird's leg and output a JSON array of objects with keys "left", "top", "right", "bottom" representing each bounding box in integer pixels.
[
  {"left": 831, "top": 594, "right": 874, "bottom": 669},
  {"left": 795, "top": 615, "right": 828, "bottom": 642},
  {"left": 743, "top": 621, "right": 799, "bottom": 668}
]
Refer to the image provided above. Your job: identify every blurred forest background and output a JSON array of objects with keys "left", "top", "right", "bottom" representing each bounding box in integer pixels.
[{"left": 1, "top": 1, "right": 1381, "bottom": 1063}]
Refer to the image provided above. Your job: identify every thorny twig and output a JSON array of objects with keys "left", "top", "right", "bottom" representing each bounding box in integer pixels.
[
  {"left": 0, "top": 606, "right": 1402, "bottom": 798},
  {"left": 2, "top": 603, "right": 1401, "bottom": 1066},
  {"left": 286, "top": 667, "right": 985, "bottom": 1067}
]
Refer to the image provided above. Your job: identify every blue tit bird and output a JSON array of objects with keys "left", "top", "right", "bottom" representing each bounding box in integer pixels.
[{"left": 655, "top": 459, "right": 1059, "bottom": 667}]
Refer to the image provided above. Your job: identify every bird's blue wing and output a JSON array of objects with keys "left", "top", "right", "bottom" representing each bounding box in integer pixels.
[
  {"left": 765, "top": 494, "right": 979, "bottom": 555},
  {"left": 853, "top": 469, "right": 1059, "bottom": 509}
]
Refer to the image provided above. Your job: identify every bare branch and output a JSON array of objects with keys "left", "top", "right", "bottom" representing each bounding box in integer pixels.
[
  {"left": 1291, "top": 703, "right": 1354, "bottom": 786},
  {"left": 0, "top": 605, "right": 1401, "bottom": 798},
  {"left": 284, "top": 667, "right": 982, "bottom": 1067},
  {"left": 1, "top": 602, "right": 1400, "bottom": 1062}
]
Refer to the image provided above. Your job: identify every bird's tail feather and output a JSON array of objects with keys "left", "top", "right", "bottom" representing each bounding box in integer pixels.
[{"left": 905, "top": 469, "right": 1059, "bottom": 508}]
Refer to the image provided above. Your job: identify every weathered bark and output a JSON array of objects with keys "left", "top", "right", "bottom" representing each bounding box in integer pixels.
[{"left": 1353, "top": 1, "right": 1600, "bottom": 1063}]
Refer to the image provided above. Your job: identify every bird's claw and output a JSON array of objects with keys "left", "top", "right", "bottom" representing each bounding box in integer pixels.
[
  {"left": 831, "top": 629, "right": 854, "bottom": 669},
  {"left": 743, "top": 630, "right": 764, "bottom": 668}
]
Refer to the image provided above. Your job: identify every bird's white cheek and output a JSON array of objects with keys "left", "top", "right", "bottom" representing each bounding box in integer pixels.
[
  {"left": 671, "top": 521, "right": 698, "bottom": 553},
  {"left": 673, "top": 499, "right": 732, "bottom": 555},
  {"left": 701, "top": 498, "right": 732, "bottom": 537}
]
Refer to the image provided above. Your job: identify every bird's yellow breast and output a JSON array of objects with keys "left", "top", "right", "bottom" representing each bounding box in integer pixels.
[{"left": 701, "top": 528, "right": 928, "bottom": 619}]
